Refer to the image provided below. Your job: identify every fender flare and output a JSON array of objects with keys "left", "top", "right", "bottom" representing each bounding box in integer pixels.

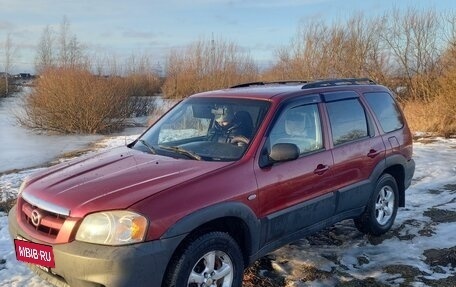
[
  {"left": 161, "top": 201, "right": 261, "bottom": 255},
  {"left": 370, "top": 154, "right": 408, "bottom": 206},
  {"left": 385, "top": 154, "right": 408, "bottom": 168}
]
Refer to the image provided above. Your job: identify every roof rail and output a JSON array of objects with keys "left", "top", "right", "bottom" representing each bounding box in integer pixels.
[
  {"left": 301, "top": 78, "right": 376, "bottom": 89},
  {"left": 230, "top": 80, "right": 308, "bottom": 89},
  {"left": 270, "top": 80, "right": 308, "bottom": 85},
  {"left": 230, "top": 81, "right": 266, "bottom": 88}
]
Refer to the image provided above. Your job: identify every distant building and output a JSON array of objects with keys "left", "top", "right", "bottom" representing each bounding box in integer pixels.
[{"left": 19, "top": 73, "right": 32, "bottom": 79}]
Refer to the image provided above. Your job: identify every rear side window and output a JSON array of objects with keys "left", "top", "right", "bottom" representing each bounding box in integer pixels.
[
  {"left": 364, "top": 92, "right": 404, "bottom": 133},
  {"left": 327, "top": 99, "right": 369, "bottom": 145}
]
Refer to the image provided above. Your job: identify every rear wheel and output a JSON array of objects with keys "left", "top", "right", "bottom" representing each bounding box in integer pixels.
[
  {"left": 354, "top": 173, "right": 399, "bottom": 235},
  {"left": 165, "top": 232, "right": 244, "bottom": 287}
]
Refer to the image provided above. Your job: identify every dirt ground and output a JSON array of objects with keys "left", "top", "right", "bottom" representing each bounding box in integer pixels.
[{"left": 242, "top": 184, "right": 456, "bottom": 287}]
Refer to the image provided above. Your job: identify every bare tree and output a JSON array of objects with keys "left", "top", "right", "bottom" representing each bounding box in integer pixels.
[
  {"left": 264, "top": 14, "right": 388, "bottom": 82},
  {"left": 35, "top": 19, "right": 86, "bottom": 73},
  {"left": 443, "top": 11, "right": 456, "bottom": 46},
  {"left": 381, "top": 7, "right": 441, "bottom": 101},
  {"left": 3, "top": 33, "right": 16, "bottom": 95},
  {"left": 35, "top": 25, "right": 54, "bottom": 74},
  {"left": 67, "top": 35, "right": 86, "bottom": 68},
  {"left": 58, "top": 16, "right": 70, "bottom": 67},
  {"left": 56, "top": 16, "right": 86, "bottom": 69},
  {"left": 91, "top": 53, "right": 121, "bottom": 76}
]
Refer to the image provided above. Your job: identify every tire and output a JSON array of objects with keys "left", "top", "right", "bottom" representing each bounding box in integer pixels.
[
  {"left": 354, "top": 173, "right": 399, "bottom": 236},
  {"left": 164, "top": 232, "right": 244, "bottom": 287}
]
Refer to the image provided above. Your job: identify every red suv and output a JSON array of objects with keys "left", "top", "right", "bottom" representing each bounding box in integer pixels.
[{"left": 9, "top": 78, "right": 415, "bottom": 287}]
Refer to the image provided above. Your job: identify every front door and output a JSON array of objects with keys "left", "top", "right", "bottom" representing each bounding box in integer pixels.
[{"left": 254, "top": 101, "right": 336, "bottom": 244}]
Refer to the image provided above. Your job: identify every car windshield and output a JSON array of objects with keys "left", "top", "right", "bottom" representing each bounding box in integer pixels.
[{"left": 132, "top": 97, "right": 270, "bottom": 161}]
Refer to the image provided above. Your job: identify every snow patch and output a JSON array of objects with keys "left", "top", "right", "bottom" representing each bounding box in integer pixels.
[{"left": 0, "top": 137, "right": 455, "bottom": 286}]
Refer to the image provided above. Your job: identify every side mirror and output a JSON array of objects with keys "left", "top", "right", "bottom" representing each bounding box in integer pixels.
[{"left": 260, "top": 143, "right": 299, "bottom": 168}]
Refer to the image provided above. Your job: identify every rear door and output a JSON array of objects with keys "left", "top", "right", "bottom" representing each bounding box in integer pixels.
[
  {"left": 323, "top": 91, "right": 386, "bottom": 213},
  {"left": 254, "top": 96, "right": 336, "bottom": 244}
]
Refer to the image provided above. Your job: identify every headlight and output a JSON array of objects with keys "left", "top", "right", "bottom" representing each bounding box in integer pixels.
[{"left": 75, "top": 211, "right": 148, "bottom": 245}]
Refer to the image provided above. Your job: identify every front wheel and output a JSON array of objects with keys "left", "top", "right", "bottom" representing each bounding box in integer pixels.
[
  {"left": 165, "top": 232, "right": 244, "bottom": 287},
  {"left": 354, "top": 173, "right": 399, "bottom": 236}
]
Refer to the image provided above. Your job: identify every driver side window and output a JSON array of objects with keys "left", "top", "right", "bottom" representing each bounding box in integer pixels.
[{"left": 269, "top": 104, "right": 323, "bottom": 155}]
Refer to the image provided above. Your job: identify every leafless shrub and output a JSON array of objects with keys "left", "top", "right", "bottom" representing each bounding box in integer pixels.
[
  {"left": 92, "top": 53, "right": 163, "bottom": 98},
  {"left": 127, "top": 54, "right": 162, "bottom": 94},
  {"left": 123, "top": 73, "right": 162, "bottom": 98},
  {"left": 19, "top": 67, "right": 134, "bottom": 134},
  {"left": 162, "top": 38, "right": 259, "bottom": 99}
]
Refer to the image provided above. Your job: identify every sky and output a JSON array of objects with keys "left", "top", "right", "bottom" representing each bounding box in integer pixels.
[{"left": 0, "top": 0, "right": 455, "bottom": 73}]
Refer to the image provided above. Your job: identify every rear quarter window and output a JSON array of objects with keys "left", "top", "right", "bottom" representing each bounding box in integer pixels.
[{"left": 364, "top": 92, "right": 404, "bottom": 133}]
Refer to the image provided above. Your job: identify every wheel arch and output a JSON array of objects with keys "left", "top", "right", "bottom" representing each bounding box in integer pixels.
[
  {"left": 383, "top": 155, "right": 407, "bottom": 207},
  {"left": 161, "top": 202, "right": 261, "bottom": 268}
]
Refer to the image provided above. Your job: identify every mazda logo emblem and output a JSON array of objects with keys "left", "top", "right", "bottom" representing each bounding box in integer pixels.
[{"left": 31, "top": 209, "right": 42, "bottom": 227}]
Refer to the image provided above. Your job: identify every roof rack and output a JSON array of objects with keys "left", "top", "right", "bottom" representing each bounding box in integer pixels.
[
  {"left": 230, "top": 80, "right": 308, "bottom": 89},
  {"left": 301, "top": 78, "right": 376, "bottom": 89},
  {"left": 229, "top": 78, "right": 375, "bottom": 89}
]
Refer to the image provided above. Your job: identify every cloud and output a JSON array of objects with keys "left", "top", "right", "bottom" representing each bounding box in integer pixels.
[
  {"left": 0, "top": 21, "right": 14, "bottom": 31},
  {"left": 223, "top": 0, "right": 330, "bottom": 9}
]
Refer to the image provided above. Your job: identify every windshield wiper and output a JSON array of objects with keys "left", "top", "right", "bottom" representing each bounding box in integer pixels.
[
  {"left": 159, "top": 145, "right": 202, "bottom": 161},
  {"left": 138, "top": 139, "right": 157, "bottom": 154}
]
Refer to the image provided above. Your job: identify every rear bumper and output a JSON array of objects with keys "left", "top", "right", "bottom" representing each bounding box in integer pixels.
[{"left": 8, "top": 206, "right": 185, "bottom": 287}]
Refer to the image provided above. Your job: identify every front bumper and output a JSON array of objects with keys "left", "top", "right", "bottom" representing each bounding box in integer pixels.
[{"left": 8, "top": 206, "right": 185, "bottom": 287}]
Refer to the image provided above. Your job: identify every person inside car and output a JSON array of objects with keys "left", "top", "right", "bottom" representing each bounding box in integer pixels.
[{"left": 208, "top": 107, "right": 253, "bottom": 146}]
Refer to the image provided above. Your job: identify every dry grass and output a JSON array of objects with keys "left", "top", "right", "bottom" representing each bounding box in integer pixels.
[{"left": 403, "top": 97, "right": 456, "bottom": 137}]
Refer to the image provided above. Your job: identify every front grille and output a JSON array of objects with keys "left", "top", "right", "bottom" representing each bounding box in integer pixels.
[{"left": 21, "top": 200, "right": 66, "bottom": 238}]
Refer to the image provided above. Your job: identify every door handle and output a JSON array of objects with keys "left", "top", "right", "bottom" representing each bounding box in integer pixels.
[
  {"left": 367, "top": 149, "right": 381, "bottom": 158},
  {"left": 314, "top": 164, "right": 329, "bottom": 175}
]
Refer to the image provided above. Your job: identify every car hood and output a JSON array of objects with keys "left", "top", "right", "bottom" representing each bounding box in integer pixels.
[{"left": 21, "top": 146, "right": 230, "bottom": 218}]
